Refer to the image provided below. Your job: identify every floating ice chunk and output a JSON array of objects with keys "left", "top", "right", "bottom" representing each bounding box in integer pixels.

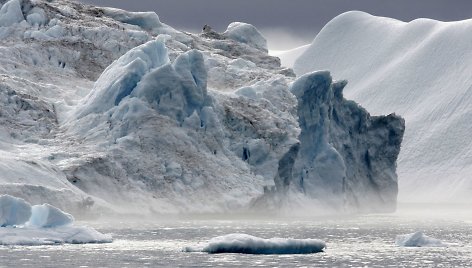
[
  {"left": 28, "top": 204, "right": 74, "bottom": 228},
  {"left": 0, "top": 0, "right": 24, "bottom": 27},
  {"left": 189, "top": 233, "right": 326, "bottom": 254},
  {"left": 396, "top": 231, "right": 446, "bottom": 247},
  {"left": 0, "top": 195, "right": 112, "bottom": 245},
  {"left": 223, "top": 22, "right": 268, "bottom": 51},
  {"left": 0, "top": 225, "right": 112, "bottom": 245},
  {"left": 0, "top": 195, "right": 31, "bottom": 227}
]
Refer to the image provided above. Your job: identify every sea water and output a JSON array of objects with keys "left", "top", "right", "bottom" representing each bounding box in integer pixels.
[{"left": 1, "top": 205, "right": 471, "bottom": 267}]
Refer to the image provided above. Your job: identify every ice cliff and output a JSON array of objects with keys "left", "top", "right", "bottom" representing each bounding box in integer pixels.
[{"left": 0, "top": 0, "right": 404, "bottom": 215}]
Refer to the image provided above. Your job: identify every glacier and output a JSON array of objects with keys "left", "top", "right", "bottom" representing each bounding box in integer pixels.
[
  {"left": 0, "top": 0, "right": 404, "bottom": 215},
  {"left": 0, "top": 195, "right": 111, "bottom": 245},
  {"left": 293, "top": 11, "right": 472, "bottom": 203}
]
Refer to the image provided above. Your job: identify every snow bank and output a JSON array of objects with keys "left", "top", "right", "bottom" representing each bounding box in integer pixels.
[
  {"left": 293, "top": 11, "right": 472, "bottom": 203},
  {"left": 0, "top": 0, "right": 24, "bottom": 27},
  {"left": 188, "top": 233, "right": 326, "bottom": 254},
  {"left": 396, "top": 231, "right": 446, "bottom": 247},
  {"left": 0, "top": 195, "right": 111, "bottom": 245},
  {"left": 223, "top": 22, "right": 268, "bottom": 52}
]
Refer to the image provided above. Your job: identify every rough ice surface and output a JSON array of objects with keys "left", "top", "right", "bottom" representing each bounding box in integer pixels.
[
  {"left": 26, "top": 7, "right": 47, "bottom": 27},
  {"left": 0, "top": 0, "right": 23, "bottom": 27},
  {"left": 223, "top": 22, "right": 268, "bottom": 52},
  {"left": 293, "top": 11, "right": 472, "bottom": 203},
  {"left": 74, "top": 40, "right": 171, "bottom": 118},
  {"left": 187, "top": 233, "right": 326, "bottom": 254},
  {"left": 102, "top": 7, "right": 163, "bottom": 31},
  {"left": 396, "top": 232, "right": 446, "bottom": 247},
  {"left": 0, "top": 195, "right": 31, "bottom": 227},
  {"left": 0, "top": 195, "right": 111, "bottom": 245},
  {"left": 0, "top": 1, "right": 404, "bottom": 215},
  {"left": 256, "top": 71, "right": 404, "bottom": 212}
]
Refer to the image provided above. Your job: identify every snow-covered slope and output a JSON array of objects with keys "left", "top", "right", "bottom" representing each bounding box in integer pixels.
[
  {"left": 294, "top": 11, "right": 472, "bottom": 203},
  {"left": 0, "top": 1, "right": 404, "bottom": 215}
]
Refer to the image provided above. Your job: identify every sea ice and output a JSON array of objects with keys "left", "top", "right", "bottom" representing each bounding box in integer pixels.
[
  {"left": 187, "top": 233, "right": 326, "bottom": 254},
  {"left": 396, "top": 231, "right": 446, "bottom": 247}
]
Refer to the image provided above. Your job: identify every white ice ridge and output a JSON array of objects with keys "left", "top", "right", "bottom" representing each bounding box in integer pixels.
[
  {"left": 185, "top": 233, "right": 326, "bottom": 254},
  {"left": 395, "top": 231, "right": 446, "bottom": 247},
  {"left": 293, "top": 11, "right": 472, "bottom": 203},
  {"left": 0, "top": 195, "right": 112, "bottom": 245}
]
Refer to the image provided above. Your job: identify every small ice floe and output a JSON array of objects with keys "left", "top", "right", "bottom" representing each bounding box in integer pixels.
[
  {"left": 184, "top": 233, "right": 326, "bottom": 254},
  {"left": 0, "top": 195, "right": 112, "bottom": 245},
  {"left": 395, "top": 231, "right": 446, "bottom": 247}
]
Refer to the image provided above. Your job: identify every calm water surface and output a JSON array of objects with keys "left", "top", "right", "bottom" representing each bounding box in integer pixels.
[{"left": 1, "top": 206, "right": 471, "bottom": 267}]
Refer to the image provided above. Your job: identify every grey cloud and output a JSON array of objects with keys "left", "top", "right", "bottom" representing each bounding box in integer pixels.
[{"left": 78, "top": 0, "right": 472, "bottom": 49}]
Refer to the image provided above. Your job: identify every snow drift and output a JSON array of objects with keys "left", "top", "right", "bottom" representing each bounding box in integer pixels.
[
  {"left": 0, "top": 195, "right": 111, "bottom": 245},
  {"left": 293, "top": 11, "right": 472, "bottom": 203},
  {"left": 396, "top": 231, "right": 446, "bottom": 247},
  {"left": 185, "top": 233, "right": 326, "bottom": 254}
]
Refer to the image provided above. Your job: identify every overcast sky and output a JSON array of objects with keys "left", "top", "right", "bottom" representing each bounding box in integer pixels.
[{"left": 78, "top": 0, "right": 472, "bottom": 50}]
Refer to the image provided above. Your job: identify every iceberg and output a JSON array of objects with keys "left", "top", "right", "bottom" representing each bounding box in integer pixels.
[
  {"left": 396, "top": 231, "right": 446, "bottom": 247},
  {"left": 0, "top": 195, "right": 111, "bottom": 245},
  {"left": 186, "top": 233, "right": 326, "bottom": 254},
  {"left": 293, "top": 11, "right": 472, "bottom": 203},
  {"left": 0, "top": 0, "right": 405, "bottom": 214}
]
